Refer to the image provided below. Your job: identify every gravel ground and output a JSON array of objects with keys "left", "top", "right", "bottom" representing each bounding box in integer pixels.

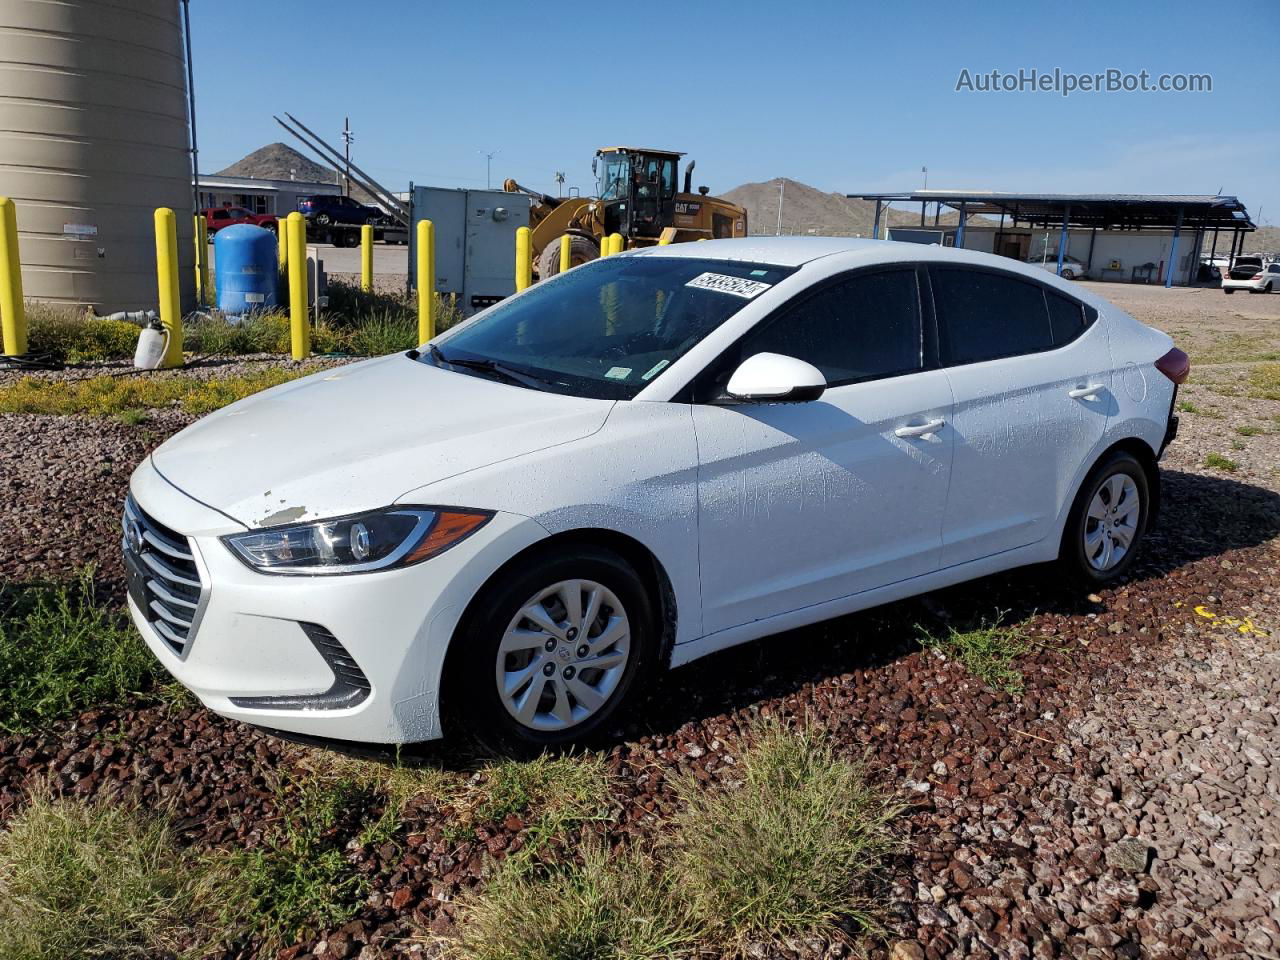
[{"left": 1, "top": 284, "right": 1278, "bottom": 958}]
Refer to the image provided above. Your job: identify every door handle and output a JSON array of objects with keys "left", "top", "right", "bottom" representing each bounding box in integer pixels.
[
  {"left": 1068, "top": 384, "right": 1105, "bottom": 399},
  {"left": 895, "top": 418, "right": 945, "bottom": 438}
]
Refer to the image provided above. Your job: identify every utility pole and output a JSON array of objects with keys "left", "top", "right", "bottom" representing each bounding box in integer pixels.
[
  {"left": 922, "top": 165, "right": 928, "bottom": 190},
  {"left": 479, "top": 149, "right": 499, "bottom": 190},
  {"left": 554, "top": 171, "right": 565, "bottom": 198},
  {"left": 341, "top": 117, "right": 353, "bottom": 197},
  {"left": 775, "top": 178, "right": 785, "bottom": 236}
]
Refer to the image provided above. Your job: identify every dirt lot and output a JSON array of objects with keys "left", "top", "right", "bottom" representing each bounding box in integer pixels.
[{"left": 1, "top": 283, "right": 1278, "bottom": 958}]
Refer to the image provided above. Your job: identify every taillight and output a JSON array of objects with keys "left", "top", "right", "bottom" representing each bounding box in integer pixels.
[
  {"left": 1155, "top": 347, "right": 1190, "bottom": 384},
  {"left": 1252, "top": 273, "right": 1264, "bottom": 281}
]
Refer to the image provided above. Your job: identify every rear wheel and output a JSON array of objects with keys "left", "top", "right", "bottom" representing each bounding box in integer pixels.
[
  {"left": 537, "top": 233, "right": 601, "bottom": 280},
  {"left": 1224, "top": 288, "right": 1234, "bottom": 294},
  {"left": 1060, "top": 450, "right": 1150, "bottom": 584},
  {"left": 449, "top": 545, "right": 654, "bottom": 750}
]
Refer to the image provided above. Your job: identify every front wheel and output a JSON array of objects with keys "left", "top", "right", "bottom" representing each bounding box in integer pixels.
[
  {"left": 537, "top": 233, "right": 601, "bottom": 280},
  {"left": 1060, "top": 450, "right": 1150, "bottom": 584},
  {"left": 1223, "top": 288, "right": 1234, "bottom": 294},
  {"left": 449, "top": 546, "right": 655, "bottom": 750}
]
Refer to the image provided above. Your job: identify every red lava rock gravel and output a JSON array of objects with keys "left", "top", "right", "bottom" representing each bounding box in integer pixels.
[{"left": 2, "top": 403, "right": 1279, "bottom": 959}]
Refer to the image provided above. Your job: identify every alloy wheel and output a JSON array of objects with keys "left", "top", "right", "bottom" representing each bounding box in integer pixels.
[{"left": 495, "top": 579, "right": 631, "bottom": 732}]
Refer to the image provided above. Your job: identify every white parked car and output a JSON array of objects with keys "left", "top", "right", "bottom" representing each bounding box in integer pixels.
[
  {"left": 1221, "top": 257, "right": 1279, "bottom": 294},
  {"left": 1026, "top": 253, "right": 1087, "bottom": 280},
  {"left": 124, "top": 238, "right": 1188, "bottom": 748}
]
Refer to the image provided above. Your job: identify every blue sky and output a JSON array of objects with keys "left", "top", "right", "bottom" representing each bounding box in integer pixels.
[{"left": 190, "top": 0, "right": 1280, "bottom": 224}]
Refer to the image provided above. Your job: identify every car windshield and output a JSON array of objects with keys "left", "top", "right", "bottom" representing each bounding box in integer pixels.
[{"left": 423, "top": 256, "right": 796, "bottom": 400}]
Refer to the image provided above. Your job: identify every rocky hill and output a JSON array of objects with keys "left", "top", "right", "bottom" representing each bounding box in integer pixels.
[
  {"left": 721, "top": 177, "right": 976, "bottom": 237},
  {"left": 214, "top": 143, "right": 339, "bottom": 184}
]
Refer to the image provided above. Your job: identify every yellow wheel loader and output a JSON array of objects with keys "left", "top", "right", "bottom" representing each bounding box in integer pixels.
[{"left": 504, "top": 147, "right": 748, "bottom": 280}]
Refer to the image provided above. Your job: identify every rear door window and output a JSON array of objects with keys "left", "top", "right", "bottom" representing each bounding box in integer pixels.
[{"left": 933, "top": 268, "right": 1053, "bottom": 365}]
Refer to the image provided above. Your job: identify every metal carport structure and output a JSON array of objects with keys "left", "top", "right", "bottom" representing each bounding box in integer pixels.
[{"left": 846, "top": 191, "right": 1256, "bottom": 287}]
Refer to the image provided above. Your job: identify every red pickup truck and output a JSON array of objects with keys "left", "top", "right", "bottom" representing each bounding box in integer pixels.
[{"left": 201, "top": 206, "right": 278, "bottom": 235}]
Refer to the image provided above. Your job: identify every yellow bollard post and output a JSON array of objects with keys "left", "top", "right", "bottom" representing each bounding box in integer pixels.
[
  {"left": 0, "top": 197, "right": 27, "bottom": 356},
  {"left": 610, "top": 233, "right": 624, "bottom": 256},
  {"left": 361, "top": 224, "right": 373, "bottom": 292},
  {"left": 287, "top": 211, "right": 309, "bottom": 360},
  {"left": 559, "top": 234, "right": 572, "bottom": 274},
  {"left": 277, "top": 216, "right": 289, "bottom": 272},
  {"left": 190, "top": 213, "right": 203, "bottom": 304},
  {"left": 153, "top": 207, "right": 183, "bottom": 368},
  {"left": 416, "top": 219, "right": 436, "bottom": 343},
  {"left": 515, "top": 226, "right": 532, "bottom": 291}
]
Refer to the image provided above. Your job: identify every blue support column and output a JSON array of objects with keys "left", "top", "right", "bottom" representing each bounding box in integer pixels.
[
  {"left": 1166, "top": 206, "right": 1183, "bottom": 288},
  {"left": 1055, "top": 206, "right": 1070, "bottom": 277},
  {"left": 955, "top": 202, "right": 967, "bottom": 248}
]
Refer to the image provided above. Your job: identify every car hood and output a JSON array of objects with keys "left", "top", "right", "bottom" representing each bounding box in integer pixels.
[{"left": 150, "top": 354, "right": 614, "bottom": 527}]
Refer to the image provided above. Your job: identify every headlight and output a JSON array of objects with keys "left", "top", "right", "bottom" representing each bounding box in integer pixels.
[{"left": 223, "top": 507, "right": 491, "bottom": 575}]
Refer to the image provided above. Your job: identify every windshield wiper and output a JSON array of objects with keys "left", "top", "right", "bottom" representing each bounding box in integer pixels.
[{"left": 430, "top": 344, "right": 556, "bottom": 390}]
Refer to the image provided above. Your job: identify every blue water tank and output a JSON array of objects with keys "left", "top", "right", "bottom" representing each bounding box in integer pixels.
[{"left": 214, "top": 224, "right": 278, "bottom": 314}]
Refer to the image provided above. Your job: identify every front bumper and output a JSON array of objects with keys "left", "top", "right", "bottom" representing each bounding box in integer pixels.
[{"left": 125, "top": 457, "right": 547, "bottom": 744}]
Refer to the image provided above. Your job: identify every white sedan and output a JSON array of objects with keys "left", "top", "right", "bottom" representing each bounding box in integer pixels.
[
  {"left": 1221, "top": 259, "right": 1279, "bottom": 294},
  {"left": 124, "top": 238, "right": 1188, "bottom": 748},
  {"left": 1026, "top": 253, "right": 1087, "bottom": 280}
]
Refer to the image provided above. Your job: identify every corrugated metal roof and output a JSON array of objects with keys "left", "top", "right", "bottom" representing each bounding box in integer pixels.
[{"left": 846, "top": 190, "right": 1255, "bottom": 229}]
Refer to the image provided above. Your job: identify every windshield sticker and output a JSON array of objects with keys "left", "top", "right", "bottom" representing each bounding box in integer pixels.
[
  {"left": 686, "top": 272, "right": 772, "bottom": 299},
  {"left": 605, "top": 366, "right": 632, "bottom": 380},
  {"left": 641, "top": 359, "right": 670, "bottom": 381}
]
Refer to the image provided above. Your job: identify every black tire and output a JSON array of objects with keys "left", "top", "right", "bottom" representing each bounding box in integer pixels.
[
  {"left": 448, "top": 545, "right": 656, "bottom": 751},
  {"left": 1061, "top": 269, "right": 1075, "bottom": 280},
  {"left": 1059, "top": 450, "right": 1151, "bottom": 585},
  {"left": 537, "top": 233, "right": 600, "bottom": 280},
  {"left": 315, "top": 213, "right": 332, "bottom": 227},
  {"left": 1224, "top": 288, "right": 1234, "bottom": 294}
]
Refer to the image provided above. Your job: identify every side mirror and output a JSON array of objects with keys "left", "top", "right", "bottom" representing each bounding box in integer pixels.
[{"left": 725, "top": 353, "right": 826, "bottom": 403}]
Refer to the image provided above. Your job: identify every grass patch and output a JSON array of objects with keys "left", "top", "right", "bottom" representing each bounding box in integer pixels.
[
  {"left": 0, "top": 790, "right": 232, "bottom": 960},
  {"left": 0, "top": 572, "right": 156, "bottom": 734},
  {"left": 1176, "top": 399, "right": 1201, "bottom": 414},
  {"left": 0, "top": 368, "right": 307, "bottom": 417},
  {"left": 18, "top": 282, "right": 467, "bottom": 366},
  {"left": 227, "top": 775, "right": 384, "bottom": 947},
  {"left": 1248, "top": 363, "right": 1280, "bottom": 401},
  {"left": 441, "top": 753, "right": 612, "bottom": 870},
  {"left": 664, "top": 723, "right": 899, "bottom": 948},
  {"left": 1191, "top": 333, "right": 1280, "bottom": 366},
  {"left": 451, "top": 840, "right": 696, "bottom": 960},
  {"left": 1236, "top": 424, "right": 1263, "bottom": 436},
  {"left": 1204, "top": 452, "right": 1239, "bottom": 472},
  {"left": 916, "top": 617, "right": 1032, "bottom": 695},
  {"left": 26, "top": 304, "right": 139, "bottom": 363}
]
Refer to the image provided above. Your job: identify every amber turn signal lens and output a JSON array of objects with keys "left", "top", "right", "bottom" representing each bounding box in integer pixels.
[{"left": 401, "top": 510, "right": 492, "bottom": 565}]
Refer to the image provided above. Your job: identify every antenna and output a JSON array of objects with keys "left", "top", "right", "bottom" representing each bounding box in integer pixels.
[
  {"left": 479, "top": 149, "right": 499, "bottom": 190},
  {"left": 554, "top": 170, "right": 566, "bottom": 198},
  {"left": 341, "top": 117, "right": 354, "bottom": 197}
]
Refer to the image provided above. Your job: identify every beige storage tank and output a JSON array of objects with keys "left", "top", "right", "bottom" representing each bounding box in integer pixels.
[{"left": 0, "top": 0, "right": 195, "bottom": 312}]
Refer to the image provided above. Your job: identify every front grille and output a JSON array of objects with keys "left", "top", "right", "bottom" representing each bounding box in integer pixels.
[{"left": 123, "top": 494, "right": 205, "bottom": 656}]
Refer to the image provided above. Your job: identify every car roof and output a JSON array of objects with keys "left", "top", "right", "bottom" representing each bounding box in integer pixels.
[
  {"left": 625, "top": 236, "right": 1114, "bottom": 307},
  {"left": 627, "top": 236, "right": 891, "bottom": 267}
]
